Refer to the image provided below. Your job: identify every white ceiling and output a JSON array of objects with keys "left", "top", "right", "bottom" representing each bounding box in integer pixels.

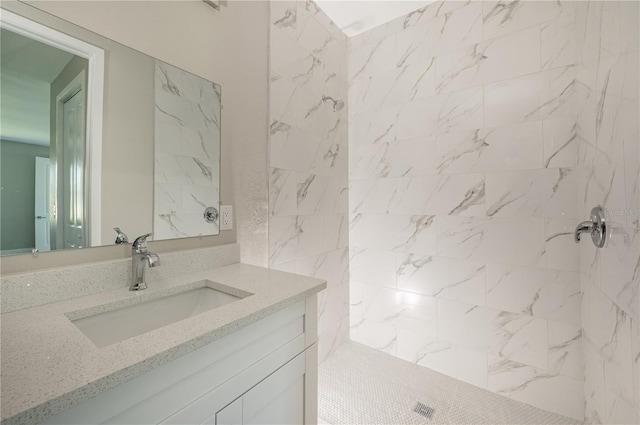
[{"left": 315, "top": 0, "right": 433, "bottom": 36}]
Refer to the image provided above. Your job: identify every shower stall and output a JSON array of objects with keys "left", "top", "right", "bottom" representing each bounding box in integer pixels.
[{"left": 267, "top": 1, "right": 639, "bottom": 423}]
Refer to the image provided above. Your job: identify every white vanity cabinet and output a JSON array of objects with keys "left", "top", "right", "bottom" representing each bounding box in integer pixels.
[
  {"left": 42, "top": 296, "right": 318, "bottom": 425},
  {"left": 213, "top": 351, "right": 306, "bottom": 425}
]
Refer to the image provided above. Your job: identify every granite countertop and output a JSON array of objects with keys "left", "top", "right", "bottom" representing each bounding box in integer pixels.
[{"left": 0, "top": 263, "right": 326, "bottom": 425}]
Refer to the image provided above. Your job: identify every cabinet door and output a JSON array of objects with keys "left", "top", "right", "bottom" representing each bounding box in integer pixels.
[
  {"left": 242, "top": 352, "right": 306, "bottom": 425},
  {"left": 213, "top": 398, "right": 242, "bottom": 425}
]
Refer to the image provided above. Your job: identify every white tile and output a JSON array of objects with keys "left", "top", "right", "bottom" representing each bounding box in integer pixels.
[
  {"left": 438, "top": 299, "right": 548, "bottom": 369},
  {"left": 175, "top": 155, "right": 213, "bottom": 187},
  {"left": 297, "top": 174, "right": 346, "bottom": 215},
  {"left": 619, "top": 1, "right": 640, "bottom": 54},
  {"left": 153, "top": 211, "right": 218, "bottom": 240},
  {"left": 349, "top": 315, "right": 396, "bottom": 355},
  {"left": 486, "top": 263, "right": 581, "bottom": 325},
  {"left": 602, "top": 310, "right": 635, "bottom": 405},
  {"left": 272, "top": 53, "right": 329, "bottom": 101},
  {"left": 482, "top": 1, "right": 571, "bottom": 41},
  {"left": 577, "top": 2, "right": 622, "bottom": 63},
  {"left": 349, "top": 281, "right": 379, "bottom": 318},
  {"left": 590, "top": 144, "right": 628, "bottom": 227},
  {"left": 491, "top": 311, "right": 548, "bottom": 370},
  {"left": 396, "top": 330, "right": 489, "bottom": 389},
  {"left": 436, "top": 122, "right": 544, "bottom": 174},
  {"left": 484, "top": 66, "right": 575, "bottom": 127},
  {"left": 605, "top": 390, "right": 639, "bottom": 425},
  {"left": 349, "top": 248, "right": 397, "bottom": 289},
  {"left": 310, "top": 4, "right": 347, "bottom": 47},
  {"left": 310, "top": 132, "right": 347, "bottom": 178},
  {"left": 548, "top": 321, "right": 583, "bottom": 380},
  {"left": 396, "top": 87, "right": 483, "bottom": 139},
  {"left": 349, "top": 106, "right": 399, "bottom": 148},
  {"left": 396, "top": 254, "right": 449, "bottom": 297},
  {"left": 269, "top": 215, "right": 325, "bottom": 265},
  {"left": 438, "top": 216, "right": 547, "bottom": 266},
  {"left": 154, "top": 183, "right": 182, "bottom": 215},
  {"left": 349, "top": 179, "right": 397, "bottom": 215},
  {"left": 435, "top": 26, "right": 540, "bottom": 94},
  {"left": 318, "top": 316, "right": 349, "bottom": 365},
  {"left": 583, "top": 337, "right": 606, "bottom": 423},
  {"left": 349, "top": 60, "right": 436, "bottom": 114},
  {"left": 541, "top": 14, "right": 577, "bottom": 70},
  {"left": 485, "top": 168, "right": 578, "bottom": 219},
  {"left": 393, "top": 174, "right": 485, "bottom": 216},
  {"left": 182, "top": 185, "right": 218, "bottom": 215},
  {"left": 623, "top": 133, "right": 640, "bottom": 229},
  {"left": 269, "top": 168, "right": 297, "bottom": 217},
  {"left": 349, "top": 35, "right": 397, "bottom": 81},
  {"left": 363, "top": 287, "right": 438, "bottom": 336},
  {"left": 270, "top": 1, "right": 296, "bottom": 39},
  {"left": 155, "top": 152, "right": 189, "bottom": 185},
  {"left": 349, "top": 213, "right": 437, "bottom": 255},
  {"left": 540, "top": 218, "right": 580, "bottom": 272},
  {"left": 436, "top": 216, "right": 488, "bottom": 261},
  {"left": 483, "top": 217, "right": 547, "bottom": 266},
  {"left": 595, "top": 54, "right": 639, "bottom": 154},
  {"left": 396, "top": 2, "right": 483, "bottom": 66},
  {"left": 583, "top": 281, "right": 635, "bottom": 404},
  {"left": 445, "top": 259, "right": 486, "bottom": 306},
  {"left": 543, "top": 117, "right": 577, "bottom": 168},
  {"left": 487, "top": 356, "right": 584, "bottom": 420},
  {"left": 350, "top": 137, "right": 438, "bottom": 179},
  {"left": 633, "top": 319, "right": 640, "bottom": 414},
  {"left": 438, "top": 298, "right": 496, "bottom": 352},
  {"left": 297, "top": 248, "right": 349, "bottom": 288},
  {"left": 318, "top": 281, "right": 349, "bottom": 336},
  {"left": 323, "top": 214, "right": 348, "bottom": 252},
  {"left": 296, "top": 6, "right": 336, "bottom": 61}
]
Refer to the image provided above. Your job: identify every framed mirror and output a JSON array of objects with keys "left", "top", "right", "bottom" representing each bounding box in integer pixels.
[{"left": 0, "top": 4, "right": 221, "bottom": 256}]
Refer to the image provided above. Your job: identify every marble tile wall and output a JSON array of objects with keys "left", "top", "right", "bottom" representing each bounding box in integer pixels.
[
  {"left": 348, "top": 1, "right": 585, "bottom": 420},
  {"left": 574, "top": 2, "right": 640, "bottom": 424},
  {"left": 268, "top": 1, "right": 349, "bottom": 362},
  {"left": 153, "top": 61, "right": 221, "bottom": 240}
]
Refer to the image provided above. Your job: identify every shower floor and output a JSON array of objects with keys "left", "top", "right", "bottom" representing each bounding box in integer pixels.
[{"left": 318, "top": 342, "right": 582, "bottom": 425}]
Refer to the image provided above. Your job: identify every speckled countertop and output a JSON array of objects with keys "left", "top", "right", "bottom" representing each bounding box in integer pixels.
[{"left": 0, "top": 263, "right": 326, "bottom": 425}]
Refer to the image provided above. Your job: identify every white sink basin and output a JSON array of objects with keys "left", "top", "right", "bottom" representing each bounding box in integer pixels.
[{"left": 71, "top": 286, "right": 244, "bottom": 348}]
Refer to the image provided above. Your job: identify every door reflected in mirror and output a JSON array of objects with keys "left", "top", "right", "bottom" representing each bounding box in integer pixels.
[{"left": 0, "top": 20, "right": 101, "bottom": 255}]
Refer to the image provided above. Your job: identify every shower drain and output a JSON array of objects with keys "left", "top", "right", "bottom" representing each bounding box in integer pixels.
[{"left": 413, "top": 402, "right": 435, "bottom": 419}]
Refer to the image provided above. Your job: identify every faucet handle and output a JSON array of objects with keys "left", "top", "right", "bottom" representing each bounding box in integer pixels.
[
  {"left": 113, "top": 227, "right": 129, "bottom": 244},
  {"left": 132, "top": 233, "right": 153, "bottom": 250}
]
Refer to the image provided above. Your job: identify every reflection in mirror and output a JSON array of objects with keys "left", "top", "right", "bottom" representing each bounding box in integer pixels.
[
  {"left": 0, "top": 4, "right": 222, "bottom": 256},
  {"left": 0, "top": 28, "right": 72, "bottom": 255},
  {"left": 153, "top": 61, "right": 221, "bottom": 240},
  {"left": 0, "top": 12, "right": 103, "bottom": 255}
]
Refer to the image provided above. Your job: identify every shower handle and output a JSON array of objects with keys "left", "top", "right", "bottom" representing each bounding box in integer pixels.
[{"left": 574, "top": 205, "right": 607, "bottom": 248}]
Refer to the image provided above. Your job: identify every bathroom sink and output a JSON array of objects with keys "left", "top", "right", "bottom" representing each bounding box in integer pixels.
[{"left": 70, "top": 286, "right": 244, "bottom": 348}]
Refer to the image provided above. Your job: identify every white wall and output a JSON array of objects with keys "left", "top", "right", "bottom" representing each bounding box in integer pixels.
[
  {"left": 575, "top": 2, "right": 640, "bottom": 424},
  {"left": 268, "top": 0, "right": 349, "bottom": 362},
  {"left": 1, "top": 0, "right": 269, "bottom": 273},
  {"left": 348, "top": 1, "right": 583, "bottom": 419}
]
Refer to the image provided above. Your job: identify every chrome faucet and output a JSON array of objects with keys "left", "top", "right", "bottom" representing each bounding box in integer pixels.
[
  {"left": 574, "top": 205, "right": 607, "bottom": 248},
  {"left": 130, "top": 233, "right": 160, "bottom": 291}
]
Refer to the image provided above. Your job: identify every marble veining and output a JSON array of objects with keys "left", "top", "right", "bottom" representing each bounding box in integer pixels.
[
  {"left": 153, "top": 61, "right": 221, "bottom": 241},
  {"left": 269, "top": 1, "right": 349, "bottom": 364},
  {"left": 576, "top": 0, "right": 640, "bottom": 422},
  {"left": 345, "top": 0, "right": 606, "bottom": 418}
]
